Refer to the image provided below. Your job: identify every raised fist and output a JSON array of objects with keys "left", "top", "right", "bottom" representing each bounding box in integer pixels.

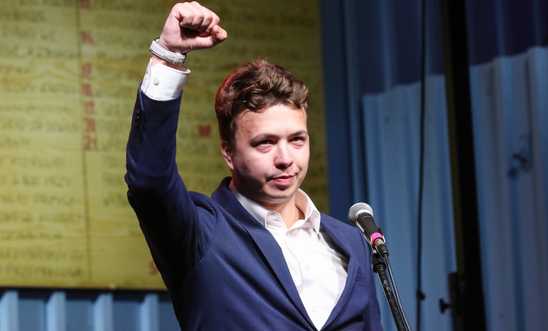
[{"left": 157, "top": 2, "right": 227, "bottom": 54}]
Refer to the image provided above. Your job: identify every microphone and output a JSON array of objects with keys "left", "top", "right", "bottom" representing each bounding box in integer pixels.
[
  {"left": 348, "top": 202, "right": 388, "bottom": 256},
  {"left": 349, "top": 203, "right": 412, "bottom": 331}
]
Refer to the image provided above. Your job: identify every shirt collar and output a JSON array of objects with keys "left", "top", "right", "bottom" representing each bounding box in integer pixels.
[{"left": 229, "top": 181, "right": 321, "bottom": 233}]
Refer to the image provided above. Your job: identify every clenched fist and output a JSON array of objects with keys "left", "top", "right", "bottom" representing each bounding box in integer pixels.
[{"left": 152, "top": 2, "right": 227, "bottom": 67}]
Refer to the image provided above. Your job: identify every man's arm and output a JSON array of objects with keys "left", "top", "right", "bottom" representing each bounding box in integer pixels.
[{"left": 125, "top": 2, "right": 227, "bottom": 279}]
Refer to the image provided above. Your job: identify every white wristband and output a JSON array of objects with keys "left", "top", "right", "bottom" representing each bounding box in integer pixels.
[{"left": 149, "top": 38, "right": 187, "bottom": 65}]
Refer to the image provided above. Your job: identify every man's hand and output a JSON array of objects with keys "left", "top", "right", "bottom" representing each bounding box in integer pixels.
[{"left": 152, "top": 2, "right": 227, "bottom": 68}]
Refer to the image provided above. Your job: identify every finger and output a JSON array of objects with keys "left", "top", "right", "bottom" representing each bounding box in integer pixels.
[
  {"left": 195, "top": 15, "right": 219, "bottom": 37},
  {"left": 197, "top": 11, "right": 219, "bottom": 37},
  {"left": 187, "top": 4, "right": 218, "bottom": 36},
  {"left": 196, "top": 8, "right": 214, "bottom": 32},
  {"left": 204, "top": 12, "right": 220, "bottom": 34},
  {"left": 190, "top": 3, "right": 219, "bottom": 34},
  {"left": 190, "top": 25, "right": 226, "bottom": 50},
  {"left": 183, "top": 2, "right": 218, "bottom": 32},
  {"left": 184, "top": 2, "right": 211, "bottom": 31},
  {"left": 177, "top": 4, "right": 200, "bottom": 28},
  {"left": 173, "top": 2, "right": 209, "bottom": 30}
]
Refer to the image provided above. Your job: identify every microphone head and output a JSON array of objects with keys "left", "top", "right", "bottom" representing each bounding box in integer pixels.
[{"left": 348, "top": 202, "right": 374, "bottom": 227}]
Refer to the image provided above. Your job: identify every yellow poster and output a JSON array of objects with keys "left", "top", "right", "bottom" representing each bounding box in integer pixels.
[{"left": 0, "top": 0, "right": 327, "bottom": 290}]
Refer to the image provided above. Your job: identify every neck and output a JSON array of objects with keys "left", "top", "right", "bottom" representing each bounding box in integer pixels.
[
  {"left": 262, "top": 197, "right": 304, "bottom": 229},
  {"left": 229, "top": 181, "right": 305, "bottom": 228}
]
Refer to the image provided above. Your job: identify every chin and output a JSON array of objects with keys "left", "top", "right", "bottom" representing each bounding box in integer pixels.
[{"left": 263, "top": 188, "right": 297, "bottom": 202}]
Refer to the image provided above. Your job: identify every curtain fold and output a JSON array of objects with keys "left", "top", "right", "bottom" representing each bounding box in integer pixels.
[
  {"left": 362, "top": 75, "right": 455, "bottom": 331},
  {"left": 361, "top": 45, "right": 548, "bottom": 331}
]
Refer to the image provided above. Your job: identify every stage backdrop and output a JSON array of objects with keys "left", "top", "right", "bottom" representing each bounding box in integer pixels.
[{"left": 0, "top": 0, "right": 328, "bottom": 290}]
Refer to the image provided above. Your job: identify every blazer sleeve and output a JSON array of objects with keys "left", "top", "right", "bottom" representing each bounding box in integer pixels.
[{"left": 125, "top": 89, "right": 215, "bottom": 281}]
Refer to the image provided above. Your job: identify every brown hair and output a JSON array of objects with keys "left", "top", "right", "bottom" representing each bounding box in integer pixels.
[{"left": 214, "top": 57, "right": 310, "bottom": 149}]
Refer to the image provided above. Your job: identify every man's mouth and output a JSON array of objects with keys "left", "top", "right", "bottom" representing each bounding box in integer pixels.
[{"left": 270, "top": 174, "right": 296, "bottom": 186}]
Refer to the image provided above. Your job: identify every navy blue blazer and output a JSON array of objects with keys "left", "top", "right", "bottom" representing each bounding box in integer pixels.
[{"left": 126, "top": 90, "right": 383, "bottom": 330}]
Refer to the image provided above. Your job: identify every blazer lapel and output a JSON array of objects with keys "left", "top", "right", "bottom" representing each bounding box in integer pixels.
[
  {"left": 243, "top": 225, "right": 312, "bottom": 322},
  {"left": 212, "top": 178, "right": 313, "bottom": 326},
  {"left": 319, "top": 218, "right": 360, "bottom": 328}
]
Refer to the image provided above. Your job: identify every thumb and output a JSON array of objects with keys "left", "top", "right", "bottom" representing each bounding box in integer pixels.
[{"left": 211, "top": 25, "right": 228, "bottom": 46}]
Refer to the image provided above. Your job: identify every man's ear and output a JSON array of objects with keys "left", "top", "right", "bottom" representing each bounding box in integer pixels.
[{"left": 221, "top": 140, "right": 234, "bottom": 171}]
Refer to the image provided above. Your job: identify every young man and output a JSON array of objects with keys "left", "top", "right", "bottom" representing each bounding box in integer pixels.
[{"left": 126, "top": 2, "right": 382, "bottom": 330}]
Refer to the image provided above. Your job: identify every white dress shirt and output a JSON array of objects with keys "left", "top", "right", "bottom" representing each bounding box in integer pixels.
[
  {"left": 230, "top": 183, "right": 349, "bottom": 329},
  {"left": 142, "top": 61, "right": 349, "bottom": 330}
]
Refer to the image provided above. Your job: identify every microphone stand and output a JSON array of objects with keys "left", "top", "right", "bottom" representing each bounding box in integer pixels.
[
  {"left": 371, "top": 252, "right": 407, "bottom": 331},
  {"left": 347, "top": 203, "right": 412, "bottom": 330}
]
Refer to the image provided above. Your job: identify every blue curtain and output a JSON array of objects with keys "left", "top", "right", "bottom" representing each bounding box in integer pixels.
[
  {"left": 321, "top": 0, "right": 548, "bottom": 330},
  {"left": 362, "top": 77, "right": 455, "bottom": 330}
]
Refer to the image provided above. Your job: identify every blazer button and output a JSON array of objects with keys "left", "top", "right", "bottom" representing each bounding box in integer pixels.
[{"left": 135, "top": 108, "right": 142, "bottom": 127}]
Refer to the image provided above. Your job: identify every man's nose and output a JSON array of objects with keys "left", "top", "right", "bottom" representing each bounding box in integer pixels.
[{"left": 274, "top": 143, "right": 293, "bottom": 169}]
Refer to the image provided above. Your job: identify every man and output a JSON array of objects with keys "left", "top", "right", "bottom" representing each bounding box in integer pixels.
[{"left": 126, "top": 2, "right": 382, "bottom": 330}]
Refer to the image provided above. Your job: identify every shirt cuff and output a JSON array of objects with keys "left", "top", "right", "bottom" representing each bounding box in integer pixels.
[{"left": 140, "top": 59, "right": 190, "bottom": 101}]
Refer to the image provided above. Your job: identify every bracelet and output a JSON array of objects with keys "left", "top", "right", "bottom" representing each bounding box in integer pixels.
[{"left": 149, "top": 38, "right": 187, "bottom": 65}]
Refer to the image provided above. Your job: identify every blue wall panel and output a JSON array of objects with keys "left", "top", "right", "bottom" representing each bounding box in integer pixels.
[{"left": 0, "top": 290, "right": 178, "bottom": 331}]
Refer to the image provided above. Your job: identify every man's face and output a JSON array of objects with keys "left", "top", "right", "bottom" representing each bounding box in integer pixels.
[{"left": 222, "top": 104, "right": 310, "bottom": 209}]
